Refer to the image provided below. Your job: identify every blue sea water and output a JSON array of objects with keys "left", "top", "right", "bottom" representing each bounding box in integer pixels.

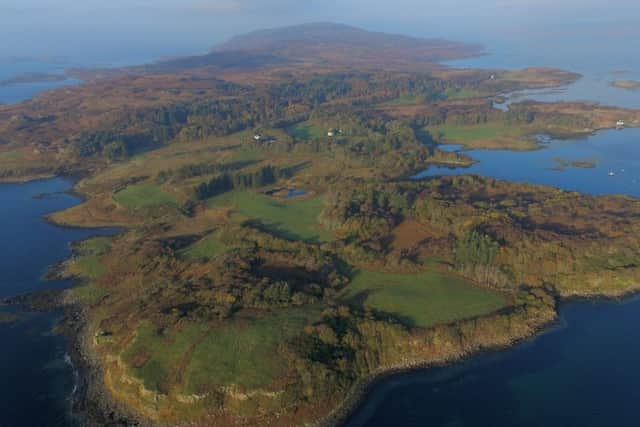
[
  {"left": 0, "top": 178, "right": 116, "bottom": 426},
  {"left": 444, "top": 35, "right": 640, "bottom": 109},
  {"left": 0, "top": 59, "right": 80, "bottom": 104},
  {"left": 415, "top": 128, "right": 640, "bottom": 198},
  {"left": 345, "top": 297, "right": 640, "bottom": 427}
]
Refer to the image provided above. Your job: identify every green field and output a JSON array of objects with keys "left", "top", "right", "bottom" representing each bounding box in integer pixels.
[
  {"left": 71, "top": 284, "right": 109, "bottom": 305},
  {"left": 231, "top": 147, "right": 263, "bottom": 162},
  {"left": 113, "top": 183, "right": 177, "bottom": 208},
  {"left": 383, "top": 94, "right": 425, "bottom": 106},
  {"left": 180, "top": 232, "right": 225, "bottom": 260},
  {"left": 343, "top": 271, "right": 507, "bottom": 328},
  {"left": 183, "top": 308, "right": 319, "bottom": 394},
  {"left": 287, "top": 122, "right": 327, "bottom": 140},
  {"left": 444, "top": 88, "right": 484, "bottom": 100},
  {"left": 72, "top": 236, "right": 112, "bottom": 279},
  {"left": 0, "top": 150, "right": 22, "bottom": 161},
  {"left": 430, "top": 123, "right": 526, "bottom": 143},
  {"left": 122, "top": 322, "right": 208, "bottom": 393},
  {"left": 122, "top": 310, "right": 320, "bottom": 396},
  {"left": 207, "top": 191, "right": 332, "bottom": 242}
]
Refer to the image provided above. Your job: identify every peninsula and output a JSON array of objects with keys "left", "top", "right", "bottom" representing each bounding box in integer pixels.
[{"left": 3, "top": 23, "right": 640, "bottom": 427}]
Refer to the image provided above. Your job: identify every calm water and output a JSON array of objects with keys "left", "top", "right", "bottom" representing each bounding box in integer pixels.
[
  {"left": 0, "top": 59, "right": 80, "bottom": 104},
  {"left": 444, "top": 35, "right": 640, "bottom": 109},
  {"left": 345, "top": 297, "right": 640, "bottom": 427},
  {"left": 416, "top": 128, "right": 640, "bottom": 197},
  {"left": 0, "top": 178, "right": 116, "bottom": 426},
  {"left": 0, "top": 54, "right": 164, "bottom": 104}
]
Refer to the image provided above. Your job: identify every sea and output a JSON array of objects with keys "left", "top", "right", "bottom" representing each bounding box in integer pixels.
[{"left": 0, "top": 178, "right": 116, "bottom": 426}]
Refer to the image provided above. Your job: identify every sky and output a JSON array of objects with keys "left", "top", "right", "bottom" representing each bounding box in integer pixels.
[{"left": 0, "top": 0, "right": 638, "bottom": 65}]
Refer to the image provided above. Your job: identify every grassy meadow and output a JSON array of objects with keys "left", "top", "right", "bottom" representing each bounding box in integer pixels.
[
  {"left": 182, "top": 308, "right": 320, "bottom": 394},
  {"left": 428, "top": 123, "right": 537, "bottom": 150},
  {"left": 179, "top": 232, "right": 225, "bottom": 261},
  {"left": 343, "top": 270, "right": 507, "bottom": 328},
  {"left": 114, "top": 184, "right": 178, "bottom": 208},
  {"left": 207, "top": 191, "right": 332, "bottom": 242},
  {"left": 68, "top": 236, "right": 112, "bottom": 279},
  {"left": 121, "top": 308, "right": 321, "bottom": 395},
  {"left": 286, "top": 122, "right": 327, "bottom": 140}
]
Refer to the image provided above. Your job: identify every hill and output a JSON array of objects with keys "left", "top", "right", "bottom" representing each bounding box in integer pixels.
[
  {"left": 211, "top": 22, "right": 482, "bottom": 68},
  {"left": 141, "top": 23, "right": 483, "bottom": 74}
]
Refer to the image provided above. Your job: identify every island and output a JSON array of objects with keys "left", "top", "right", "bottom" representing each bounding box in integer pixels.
[
  {"left": 550, "top": 157, "right": 597, "bottom": 170},
  {"left": 611, "top": 79, "right": 640, "bottom": 91},
  {"left": 2, "top": 23, "right": 640, "bottom": 427}
]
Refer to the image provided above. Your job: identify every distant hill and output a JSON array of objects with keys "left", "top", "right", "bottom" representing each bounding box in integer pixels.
[
  {"left": 138, "top": 23, "right": 481, "bottom": 74},
  {"left": 69, "top": 23, "right": 483, "bottom": 81},
  {"left": 212, "top": 22, "right": 482, "bottom": 67}
]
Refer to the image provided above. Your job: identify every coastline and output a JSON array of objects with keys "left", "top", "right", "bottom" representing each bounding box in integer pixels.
[
  {"left": 6, "top": 162, "right": 640, "bottom": 426},
  {"left": 322, "top": 286, "right": 640, "bottom": 427},
  {"left": 0, "top": 176, "right": 134, "bottom": 426},
  {"left": 60, "top": 302, "right": 153, "bottom": 427},
  {"left": 318, "top": 308, "right": 556, "bottom": 427}
]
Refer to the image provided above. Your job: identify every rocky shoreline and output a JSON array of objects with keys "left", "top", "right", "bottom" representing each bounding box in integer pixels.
[
  {"left": 3, "top": 289, "right": 148, "bottom": 427},
  {"left": 61, "top": 303, "right": 150, "bottom": 427},
  {"left": 320, "top": 285, "right": 640, "bottom": 427},
  {"left": 318, "top": 311, "right": 557, "bottom": 427},
  {"left": 6, "top": 260, "right": 640, "bottom": 427}
]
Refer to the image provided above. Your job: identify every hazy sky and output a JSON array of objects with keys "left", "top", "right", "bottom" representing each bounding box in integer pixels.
[{"left": 0, "top": 0, "right": 638, "bottom": 64}]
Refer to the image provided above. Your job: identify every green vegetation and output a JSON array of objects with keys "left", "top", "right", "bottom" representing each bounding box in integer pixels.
[
  {"left": 114, "top": 184, "right": 177, "bottom": 208},
  {"left": 232, "top": 148, "right": 263, "bottom": 163},
  {"left": 551, "top": 157, "right": 597, "bottom": 170},
  {"left": 343, "top": 270, "right": 506, "bottom": 327},
  {"left": 444, "top": 87, "right": 484, "bottom": 100},
  {"left": 0, "top": 151, "right": 22, "bottom": 161},
  {"left": 71, "top": 237, "right": 112, "bottom": 279},
  {"left": 120, "top": 309, "right": 321, "bottom": 395},
  {"left": 193, "top": 165, "right": 295, "bottom": 200},
  {"left": 180, "top": 232, "right": 225, "bottom": 261},
  {"left": 383, "top": 94, "right": 425, "bottom": 106},
  {"left": 456, "top": 230, "right": 499, "bottom": 267},
  {"left": 71, "top": 284, "right": 109, "bottom": 305},
  {"left": 430, "top": 122, "right": 526, "bottom": 144},
  {"left": 208, "top": 191, "right": 332, "bottom": 242},
  {"left": 121, "top": 322, "right": 208, "bottom": 393},
  {"left": 183, "top": 308, "right": 320, "bottom": 394},
  {"left": 287, "top": 122, "right": 327, "bottom": 140}
]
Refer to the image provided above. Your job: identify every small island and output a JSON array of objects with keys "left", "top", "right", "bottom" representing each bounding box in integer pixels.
[
  {"left": 0, "top": 312, "right": 19, "bottom": 324},
  {"left": 611, "top": 79, "right": 640, "bottom": 91},
  {"left": 550, "top": 157, "right": 597, "bottom": 171}
]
